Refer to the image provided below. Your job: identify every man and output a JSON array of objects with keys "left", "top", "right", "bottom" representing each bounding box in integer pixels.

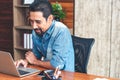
[{"left": 15, "top": 0, "right": 74, "bottom": 72}]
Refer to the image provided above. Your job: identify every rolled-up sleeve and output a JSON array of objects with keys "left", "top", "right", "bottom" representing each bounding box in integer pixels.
[{"left": 50, "top": 28, "right": 71, "bottom": 70}]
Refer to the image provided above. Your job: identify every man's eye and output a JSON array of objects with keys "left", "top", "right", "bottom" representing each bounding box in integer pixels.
[
  {"left": 29, "top": 19, "right": 34, "bottom": 23},
  {"left": 29, "top": 19, "right": 41, "bottom": 24},
  {"left": 35, "top": 20, "right": 41, "bottom": 24}
]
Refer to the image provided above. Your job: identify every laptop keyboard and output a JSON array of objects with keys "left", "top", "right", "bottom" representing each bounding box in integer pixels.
[
  {"left": 17, "top": 67, "right": 40, "bottom": 75},
  {"left": 18, "top": 70, "right": 29, "bottom": 75}
]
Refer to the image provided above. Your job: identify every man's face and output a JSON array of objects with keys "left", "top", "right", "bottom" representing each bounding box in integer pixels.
[{"left": 29, "top": 11, "right": 52, "bottom": 36}]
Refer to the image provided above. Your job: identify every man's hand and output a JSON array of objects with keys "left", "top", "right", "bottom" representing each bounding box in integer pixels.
[
  {"left": 25, "top": 51, "right": 38, "bottom": 65},
  {"left": 14, "top": 59, "right": 28, "bottom": 68},
  {"left": 15, "top": 51, "right": 54, "bottom": 70}
]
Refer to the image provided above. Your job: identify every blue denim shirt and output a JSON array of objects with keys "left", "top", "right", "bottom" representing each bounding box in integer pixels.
[{"left": 32, "top": 20, "right": 74, "bottom": 72}]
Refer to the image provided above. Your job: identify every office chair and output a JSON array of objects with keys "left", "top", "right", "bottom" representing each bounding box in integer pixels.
[{"left": 72, "top": 35, "right": 95, "bottom": 73}]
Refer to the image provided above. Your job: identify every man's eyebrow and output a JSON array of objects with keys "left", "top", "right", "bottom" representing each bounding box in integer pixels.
[
  {"left": 29, "top": 19, "right": 41, "bottom": 22},
  {"left": 29, "top": 19, "right": 42, "bottom": 24},
  {"left": 29, "top": 19, "right": 41, "bottom": 21}
]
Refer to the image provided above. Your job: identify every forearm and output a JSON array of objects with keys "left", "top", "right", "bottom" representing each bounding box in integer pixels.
[
  {"left": 32, "top": 60, "right": 55, "bottom": 70},
  {"left": 25, "top": 51, "right": 54, "bottom": 69}
]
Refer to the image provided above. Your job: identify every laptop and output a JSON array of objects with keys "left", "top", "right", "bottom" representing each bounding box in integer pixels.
[{"left": 0, "top": 51, "right": 40, "bottom": 77}]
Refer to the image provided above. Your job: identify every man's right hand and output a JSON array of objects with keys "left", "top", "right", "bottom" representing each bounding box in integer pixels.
[{"left": 14, "top": 59, "right": 28, "bottom": 68}]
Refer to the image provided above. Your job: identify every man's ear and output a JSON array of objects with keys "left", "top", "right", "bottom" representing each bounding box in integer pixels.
[{"left": 47, "top": 15, "right": 53, "bottom": 21}]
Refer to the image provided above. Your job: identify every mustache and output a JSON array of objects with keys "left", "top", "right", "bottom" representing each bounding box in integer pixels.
[
  {"left": 34, "top": 28, "right": 42, "bottom": 32},
  {"left": 34, "top": 28, "right": 44, "bottom": 36}
]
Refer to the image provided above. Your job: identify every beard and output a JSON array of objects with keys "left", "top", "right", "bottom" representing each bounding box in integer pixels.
[{"left": 34, "top": 28, "right": 44, "bottom": 37}]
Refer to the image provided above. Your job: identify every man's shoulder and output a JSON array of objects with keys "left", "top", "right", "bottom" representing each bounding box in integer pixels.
[
  {"left": 54, "top": 21, "right": 67, "bottom": 28},
  {"left": 54, "top": 21, "right": 69, "bottom": 32}
]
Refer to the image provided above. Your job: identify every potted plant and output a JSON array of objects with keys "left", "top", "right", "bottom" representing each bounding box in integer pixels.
[{"left": 52, "top": 2, "right": 66, "bottom": 21}]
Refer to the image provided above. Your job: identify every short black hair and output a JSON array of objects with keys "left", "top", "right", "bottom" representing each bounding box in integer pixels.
[{"left": 29, "top": 0, "right": 53, "bottom": 20}]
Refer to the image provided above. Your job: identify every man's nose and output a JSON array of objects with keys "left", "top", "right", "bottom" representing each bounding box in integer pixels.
[{"left": 32, "top": 22, "right": 38, "bottom": 29}]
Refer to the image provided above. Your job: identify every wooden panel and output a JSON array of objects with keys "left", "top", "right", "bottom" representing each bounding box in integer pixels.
[
  {"left": 61, "top": 3, "right": 74, "bottom": 29},
  {"left": 110, "top": 0, "right": 120, "bottom": 78},
  {"left": 0, "top": 0, "right": 13, "bottom": 56},
  {"left": 51, "top": 2, "right": 74, "bottom": 29},
  {"left": 49, "top": 0, "right": 73, "bottom": 2},
  {"left": 75, "top": 0, "right": 112, "bottom": 77}
]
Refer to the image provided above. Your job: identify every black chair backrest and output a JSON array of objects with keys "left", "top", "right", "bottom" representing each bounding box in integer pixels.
[{"left": 72, "top": 35, "right": 95, "bottom": 73}]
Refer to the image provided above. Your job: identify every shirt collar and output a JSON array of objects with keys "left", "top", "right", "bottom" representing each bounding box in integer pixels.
[
  {"left": 46, "top": 20, "right": 55, "bottom": 35},
  {"left": 43, "top": 20, "right": 55, "bottom": 39}
]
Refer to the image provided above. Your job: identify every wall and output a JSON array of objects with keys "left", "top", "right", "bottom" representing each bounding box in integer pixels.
[
  {"left": 0, "top": 1, "right": 13, "bottom": 56},
  {"left": 75, "top": 0, "right": 120, "bottom": 78},
  {"left": 49, "top": 0, "right": 74, "bottom": 34}
]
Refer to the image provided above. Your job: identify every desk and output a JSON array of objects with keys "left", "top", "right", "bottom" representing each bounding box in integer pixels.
[{"left": 0, "top": 65, "right": 119, "bottom": 80}]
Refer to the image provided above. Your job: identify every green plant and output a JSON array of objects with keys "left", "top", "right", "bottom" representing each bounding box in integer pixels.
[{"left": 52, "top": 2, "right": 66, "bottom": 20}]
